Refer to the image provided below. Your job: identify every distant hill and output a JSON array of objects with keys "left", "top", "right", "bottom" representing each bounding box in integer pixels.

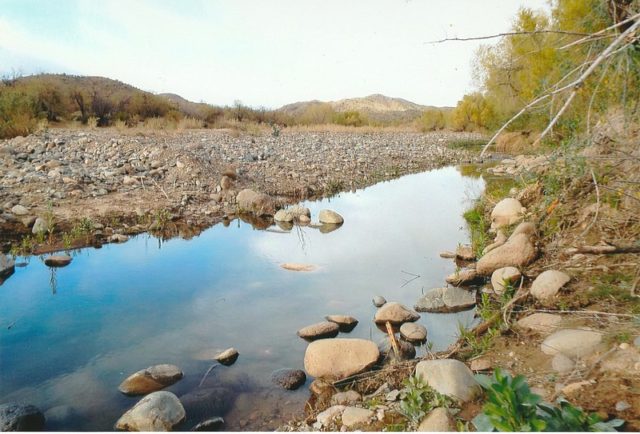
[
  {"left": 158, "top": 93, "right": 213, "bottom": 118},
  {"left": 279, "top": 94, "right": 442, "bottom": 122}
]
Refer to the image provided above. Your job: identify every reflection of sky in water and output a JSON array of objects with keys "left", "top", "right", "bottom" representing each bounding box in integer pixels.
[{"left": 0, "top": 166, "right": 484, "bottom": 430}]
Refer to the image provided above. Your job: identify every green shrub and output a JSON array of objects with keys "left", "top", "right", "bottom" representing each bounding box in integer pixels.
[{"left": 399, "top": 374, "right": 452, "bottom": 424}]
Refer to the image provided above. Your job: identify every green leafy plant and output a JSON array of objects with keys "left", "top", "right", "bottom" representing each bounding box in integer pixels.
[
  {"left": 399, "top": 374, "right": 452, "bottom": 424},
  {"left": 473, "top": 368, "right": 624, "bottom": 432}
]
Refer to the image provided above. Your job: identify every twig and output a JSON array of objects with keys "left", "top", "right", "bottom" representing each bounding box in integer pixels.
[
  {"left": 559, "top": 12, "right": 640, "bottom": 50},
  {"left": 198, "top": 363, "right": 218, "bottom": 388},
  {"left": 428, "top": 30, "right": 593, "bottom": 44},
  {"left": 573, "top": 244, "right": 640, "bottom": 254},
  {"left": 579, "top": 169, "right": 600, "bottom": 238},
  {"left": 527, "top": 308, "right": 637, "bottom": 318},
  {"left": 386, "top": 321, "right": 400, "bottom": 360},
  {"left": 151, "top": 178, "right": 170, "bottom": 200}
]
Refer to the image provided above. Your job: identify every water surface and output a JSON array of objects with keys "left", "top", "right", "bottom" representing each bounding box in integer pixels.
[{"left": 0, "top": 165, "right": 484, "bottom": 431}]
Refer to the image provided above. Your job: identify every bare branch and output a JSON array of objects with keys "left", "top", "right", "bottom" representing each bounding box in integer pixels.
[
  {"left": 559, "top": 11, "right": 640, "bottom": 50},
  {"left": 427, "top": 30, "right": 593, "bottom": 44}
]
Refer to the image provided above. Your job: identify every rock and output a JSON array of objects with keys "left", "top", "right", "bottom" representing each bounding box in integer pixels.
[
  {"left": 288, "top": 205, "right": 311, "bottom": 219},
  {"left": 455, "top": 245, "right": 475, "bottom": 261},
  {"left": 561, "top": 381, "right": 591, "bottom": 396},
  {"left": 309, "top": 379, "right": 335, "bottom": 396},
  {"left": 374, "top": 302, "right": 419, "bottom": 325},
  {"left": 517, "top": 313, "right": 562, "bottom": 332},
  {"left": 316, "top": 405, "right": 345, "bottom": 427},
  {"left": 274, "top": 209, "right": 294, "bottom": 222},
  {"left": 123, "top": 175, "right": 138, "bottom": 185},
  {"left": 325, "top": 315, "right": 359, "bottom": 332},
  {"left": 399, "top": 322, "right": 427, "bottom": 344},
  {"left": 491, "top": 198, "right": 525, "bottom": 229},
  {"left": 304, "top": 338, "right": 379, "bottom": 380},
  {"left": 0, "top": 255, "right": 15, "bottom": 280},
  {"left": 298, "top": 321, "right": 340, "bottom": 340},
  {"left": 319, "top": 223, "right": 342, "bottom": 234},
  {"left": 417, "top": 407, "right": 455, "bottom": 432},
  {"left": 118, "top": 364, "right": 184, "bottom": 396},
  {"left": 490, "top": 267, "right": 522, "bottom": 295},
  {"left": 179, "top": 387, "right": 232, "bottom": 419},
  {"left": 510, "top": 221, "right": 536, "bottom": 237},
  {"left": 0, "top": 403, "right": 45, "bottom": 431},
  {"left": 10, "top": 204, "right": 29, "bottom": 216},
  {"left": 635, "top": 336, "right": 640, "bottom": 347},
  {"left": 32, "top": 217, "right": 47, "bottom": 234},
  {"left": 483, "top": 230, "right": 508, "bottom": 254},
  {"left": 530, "top": 270, "right": 571, "bottom": 301},
  {"left": 109, "top": 233, "right": 129, "bottom": 243},
  {"left": 599, "top": 346, "right": 640, "bottom": 374},
  {"left": 415, "top": 359, "right": 480, "bottom": 402},
  {"left": 541, "top": 328, "right": 603, "bottom": 358},
  {"left": 445, "top": 268, "right": 480, "bottom": 286},
  {"left": 386, "top": 389, "right": 401, "bottom": 402},
  {"left": 220, "top": 175, "right": 233, "bottom": 190},
  {"left": 341, "top": 407, "right": 374, "bottom": 428},
  {"left": 192, "top": 417, "right": 224, "bottom": 431},
  {"left": 298, "top": 215, "right": 311, "bottom": 224},
  {"left": 318, "top": 209, "right": 343, "bottom": 224},
  {"left": 615, "top": 401, "right": 631, "bottom": 412},
  {"left": 414, "top": 287, "right": 476, "bottom": 313},
  {"left": 469, "top": 358, "right": 492, "bottom": 371},
  {"left": 44, "top": 255, "right": 72, "bottom": 267},
  {"left": 280, "top": 263, "right": 315, "bottom": 272},
  {"left": 378, "top": 336, "right": 416, "bottom": 361},
  {"left": 551, "top": 353, "right": 575, "bottom": 373},
  {"left": 516, "top": 182, "right": 542, "bottom": 207},
  {"left": 476, "top": 223, "right": 537, "bottom": 275},
  {"left": 214, "top": 348, "right": 239, "bottom": 365},
  {"left": 271, "top": 368, "right": 306, "bottom": 390},
  {"left": 236, "top": 189, "right": 276, "bottom": 216},
  {"left": 439, "top": 251, "right": 456, "bottom": 259},
  {"left": 331, "top": 390, "right": 362, "bottom": 406},
  {"left": 114, "top": 391, "right": 185, "bottom": 431},
  {"left": 372, "top": 295, "right": 387, "bottom": 307}
]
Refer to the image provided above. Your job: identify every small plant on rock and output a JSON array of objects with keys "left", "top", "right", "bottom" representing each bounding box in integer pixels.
[{"left": 399, "top": 374, "right": 452, "bottom": 424}]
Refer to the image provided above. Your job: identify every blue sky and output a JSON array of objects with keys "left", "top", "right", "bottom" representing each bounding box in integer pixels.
[{"left": 0, "top": 0, "right": 549, "bottom": 108}]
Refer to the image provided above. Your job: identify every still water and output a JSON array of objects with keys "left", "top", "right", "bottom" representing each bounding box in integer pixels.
[{"left": 0, "top": 165, "right": 484, "bottom": 431}]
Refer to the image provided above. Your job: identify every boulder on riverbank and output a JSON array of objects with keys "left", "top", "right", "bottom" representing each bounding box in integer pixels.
[
  {"left": 236, "top": 189, "right": 276, "bottom": 216},
  {"left": 115, "top": 391, "right": 185, "bottom": 431},
  {"left": 304, "top": 338, "right": 379, "bottom": 380},
  {"left": 476, "top": 222, "right": 537, "bottom": 275},
  {"left": 415, "top": 359, "right": 480, "bottom": 403},
  {"left": 530, "top": 270, "right": 570, "bottom": 301},
  {"left": 491, "top": 198, "right": 525, "bottom": 229},
  {"left": 318, "top": 209, "right": 344, "bottom": 224},
  {"left": 118, "top": 364, "right": 184, "bottom": 396}
]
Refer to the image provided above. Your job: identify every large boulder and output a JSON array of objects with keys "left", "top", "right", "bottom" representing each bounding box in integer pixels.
[
  {"left": 236, "top": 189, "right": 275, "bottom": 216},
  {"left": 490, "top": 267, "right": 522, "bottom": 295},
  {"left": 541, "top": 328, "right": 603, "bottom": 359},
  {"left": 297, "top": 321, "right": 340, "bottom": 341},
  {"left": 476, "top": 222, "right": 537, "bottom": 276},
  {"left": 415, "top": 359, "right": 480, "bottom": 403},
  {"left": 304, "top": 338, "right": 379, "bottom": 380},
  {"left": 491, "top": 198, "right": 525, "bottom": 229},
  {"left": 114, "top": 391, "right": 185, "bottom": 431},
  {"left": 0, "top": 403, "right": 45, "bottom": 431},
  {"left": 414, "top": 287, "right": 476, "bottom": 313},
  {"left": 530, "top": 270, "right": 570, "bottom": 301},
  {"left": 118, "top": 364, "right": 184, "bottom": 396},
  {"left": 374, "top": 302, "right": 419, "bottom": 325},
  {"left": 318, "top": 209, "right": 344, "bottom": 224}
]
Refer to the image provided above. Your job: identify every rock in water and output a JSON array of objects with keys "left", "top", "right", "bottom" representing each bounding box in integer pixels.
[
  {"left": 271, "top": 368, "right": 307, "bottom": 390},
  {"left": 236, "top": 189, "right": 276, "bottom": 216},
  {"left": 118, "top": 364, "right": 184, "bottom": 396},
  {"left": 414, "top": 287, "right": 476, "bottom": 313},
  {"left": 445, "top": 268, "right": 480, "bottom": 286},
  {"left": 541, "top": 328, "right": 603, "bottom": 358},
  {"left": 490, "top": 267, "right": 522, "bottom": 295},
  {"left": 297, "top": 321, "right": 340, "bottom": 340},
  {"left": 476, "top": 222, "right": 537, "bottom": 275},
  {"left": 374, "top": 302, "right": 419, "bottom": 325},
  {"left": 530, "top": 270, "right": 571, "bottom": 301},
  {"left": 274, "top": 209, "right": 294, "bottom": 222},
  {"left": 192, "top": 417, "right": 224, "bottom": 431},
  {"left": 114, "top": 391, "right": 185, "bottom": 431},
  {"left": 214, "top": 348, "right": 239, "bottom": 365},
  {"left": 0, "top": 255, "right": 15, "bottom": 281},
  {"left": 455, "top": 245, "right": 475, "bottom": 261},
  {"left": 44, "top": 255, "right": 72, "bottom": 267},
  {"left": 304, "top": 338, "right": 379, "bottom": 380},
  {"left": 0, "top": 403, "right": 45, "bottom": 431},
  {"left": 280, "top": 263, "right": 316, "bottom": 272},
  {"left": 491, "top": 198, "right": 525, "bottom": 229},
  {"left": 179, "top": 387, "right": 232, "bottom": 420},
  {"left": 415, "top": 359, "right": 480, "bottom": 403},
  {"left": 372, "top": 295, "right": 387, "bottom": 307},
  {"left": 318, "top": 209, "right": 344, "bottom": 224},
  {"left": 399, "top": 323, "right": 427, "bottom": 344},
  {"left": 325, "top": 315, "right": 359, "bottom": 332},
  {"left": 417, "top": 407, "right": 455, "bottom": 432}
]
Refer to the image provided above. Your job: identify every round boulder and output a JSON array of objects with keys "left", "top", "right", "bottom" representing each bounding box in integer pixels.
[
  {"left": 297, "top": 321, "right": 340, "bottom": 341},
  {"left": 44, "top": 255, "right": 72, "bottom": 267},
  {"left": 214, "top": 348, "right": 239, "bottom": 366},
  {"left": 530, "top": 270, "right": 570, "bottom": 301},
  {"left": 274, "top": 209, "right": 294, "bottom": 223},
  {"left": 118, "top": 364, "right": 184, "bottom": 396},
  {"left": 304, "top": 338, "right": 379, "bottom": 380},
  {"left": 541, "top": 328, "right": 603, "bottom": 359},
  {"left": 374, "top": 302, "right": 419, "bottom": 325},
  {"left": 476, "top": 223, "right": 537, "bottom": 275},
  {"left": 325, "top": 315, "right": 358, "bottom": 332},
  {"left": 114, "top": 391, "right": 185, "bottom": 431},
  {"left": 491, "top": 198, "right": 525, "bottom": 229},
  {"left": 372, "top": 295, "right": 387, "bottom": 308},
  {"left": 516, "top": 313, "right": 562, "bottom": 333},
  {"left": 271, "top": 368, "right": 307, "bottom": 390},
  {"left": 490, "top": 267, "right": 522, "bottom": 295},
  {"left": 415, "top": 359, "right": 480, "bottom": 403},
  {"left": 318, "top": 209, "right": 344, "bottom": 224},
  {"left": 400, "top": 323, "right": 427, "bottom": 344}
]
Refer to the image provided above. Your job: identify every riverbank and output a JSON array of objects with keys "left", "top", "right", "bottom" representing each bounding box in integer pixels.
[{"left": 0, "top": 128, "right": 480, "bottom": 255}]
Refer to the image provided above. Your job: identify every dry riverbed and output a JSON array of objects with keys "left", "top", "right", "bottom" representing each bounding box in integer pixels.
[{"left": 0, "top": 128, "right": 479, "bottom": 254}]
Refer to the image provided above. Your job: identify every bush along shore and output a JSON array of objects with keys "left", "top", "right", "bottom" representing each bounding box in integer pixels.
[
  {"left": 0, "top": 128, "right": 480, "bottom": 256},
  {"left": 277, "top": 114, "right": 639, "bottom": 432}
]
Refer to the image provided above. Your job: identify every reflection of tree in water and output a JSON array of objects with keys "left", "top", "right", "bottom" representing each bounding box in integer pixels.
[{"left": 49, "top": 267, "right": 57, "bottom": 295}]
